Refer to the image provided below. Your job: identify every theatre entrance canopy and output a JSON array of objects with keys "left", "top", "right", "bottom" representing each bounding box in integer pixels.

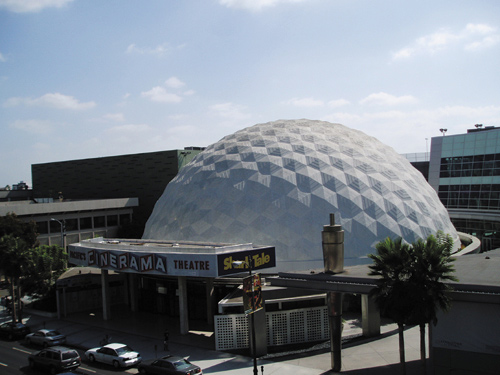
[{"left": 68, "top": 237, "right": 276, "bottom": 277}]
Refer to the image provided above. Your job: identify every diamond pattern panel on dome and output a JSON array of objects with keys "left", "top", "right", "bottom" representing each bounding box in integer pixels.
[{"left": 143, "top": 119, "right": 459, "bottom": 272}]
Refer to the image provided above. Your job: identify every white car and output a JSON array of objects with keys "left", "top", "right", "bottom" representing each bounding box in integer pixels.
[
  {"left": 25, "top": 329, "right": 66, "bottom": 347},
  {"left": 85, "top": 343, "right": 142, "bottom": 368}
]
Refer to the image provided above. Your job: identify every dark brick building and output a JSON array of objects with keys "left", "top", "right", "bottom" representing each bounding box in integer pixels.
[{"left": 31, "top": 148, "right": 203, "bottom": 235}]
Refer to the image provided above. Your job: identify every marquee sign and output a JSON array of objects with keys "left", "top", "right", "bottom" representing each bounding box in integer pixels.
[
  {"left": 68, "top": 239, "right": 275, "bottom": 278},
  {"left": 216, "top": 247, "right": 276, "bottom": 276}
]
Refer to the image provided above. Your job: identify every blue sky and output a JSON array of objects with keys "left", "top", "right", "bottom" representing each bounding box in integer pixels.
[{"left": 1, "top": 0, "right": 499, "bottom": 188}]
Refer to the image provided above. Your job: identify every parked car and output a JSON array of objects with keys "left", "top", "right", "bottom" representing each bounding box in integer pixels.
[
  {"left": 28, "top": 346, "right": 81, "bottom": 374},
  {"left": 0, "top": 321, "right": 30, "bottom": 340},
  {"left": 138, "top": 355, "right": 203, "bottom": 375},
  {"left": 85, "top": 343, "right": 142, "bottom": 368},
  {"left": 26, "top": 329, "right": 66, "bottom": 347},
  {"left": 0, "top": 280, "right": 9, "bottom": 289}
]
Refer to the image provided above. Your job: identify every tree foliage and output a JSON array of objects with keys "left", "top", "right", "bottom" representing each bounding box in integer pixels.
[
  {"left": 368, "top": 232, "right": 458, "bottom": 375},
  {"left": 0, "top": 213, "right": 67, "bottom": 319},
  {"left": 0, "top": 234, "right": 30, "bottom": 322},
  {"left": 0, "top": 212, "right": 38, "bottom": 248},
  {"left": 21, "top": 245, "right": 68, "bottom": 297},
  {"left": 406, "top": 232, "right": 458, "bottom": 327}
]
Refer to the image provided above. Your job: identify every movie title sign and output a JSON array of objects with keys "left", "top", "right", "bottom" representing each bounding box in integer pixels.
[{"left": 217, "top": 247, "right": 276, "bottom": 276}]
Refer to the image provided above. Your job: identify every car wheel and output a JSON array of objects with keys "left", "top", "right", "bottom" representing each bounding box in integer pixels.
[
  {"left": 139, "top": 368, "right": 147, "bottom": 374},
  {"left": 88, "top": 354, "right": 95, "bottom": 363},
  {"left": 113, "top": 360, "right": 120, "bottom": 369},
  {"left": 7, "top": 333, "right": 13, "bottom": 340},
  {"left": 49, "top": 366, "right": 58, "bottom": 375},
  {"left": 29, "top": 359, "right": 36, "bottom": 369}
]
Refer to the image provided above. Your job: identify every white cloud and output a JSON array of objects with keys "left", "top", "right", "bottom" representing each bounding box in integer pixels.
[
  {"left": 322, "top": 104, "right": 500, "bottom": 153},
  {"left": 35, "top": 93, "right": 96, "bottom": 110},
  {"left": 209, "top": 102, "right": 250, "bottom": 120},
  {"left": 103, "top": 113, "right": 125, "bottom": 122},
  {"left": 464, "top": 24, "right": 500, "bottom": 51},
  {"left": 126, "top": 43, "right": 178, "bottom": 57},
  {"left": 141, "top": 86, "right": 183, "bottom": 103},
  {"left": 284, "top": 97, "right": 324, "bottom": 107},
  {"left": 10, "top": 119, "right": 54, "bottom": 134},
  {"left": 0, "top": 0, "right": 74, "bottom": 13},
  {"left": 141, "top": 77, "right": 193, "bottom": 103},
  {"left": 360, "top": 92, "right": 417, "bottom": 106},
  {"left": 219, "top": 0, "right": 308, "bottom": 11},
  {"left": 393, "top": 23, "right": 500, "bottom": 60},
  {"left": 4, "top": 93, "right": 96, "bottom": 110},
  {"left": 327, "top": 99, "right": 350, "bottom": 108},
  {"left": 165, "top": 77, "right": 185, "bottom": 89}
]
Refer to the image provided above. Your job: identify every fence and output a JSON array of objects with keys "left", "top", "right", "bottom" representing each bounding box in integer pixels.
[{"left": 215, "top": 306, "right": 329, "bottom": 351}]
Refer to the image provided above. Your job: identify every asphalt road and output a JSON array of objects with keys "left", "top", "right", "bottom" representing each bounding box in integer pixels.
[{"left": 0, "top": 286, "right": 140, "bottom": 375}]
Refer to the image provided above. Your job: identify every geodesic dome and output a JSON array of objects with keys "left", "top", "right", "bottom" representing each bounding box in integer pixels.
[{"left": 143, "top": 119, "right": 459, "bottom": 272}]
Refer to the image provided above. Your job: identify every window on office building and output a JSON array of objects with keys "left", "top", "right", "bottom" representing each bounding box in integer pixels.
[
  {"left": 120, "top": 213, "right": 131, "bottom": 225},
  {"left": 440, "top": 153, "right": 500, "bottom": 178},
  {"left": 94, "top": 216, "right": 105, "bottom": 228},
  {"left": 107, "top": 214, "right": 118, "bottom": 226},
  {"left": 65, "top": 218, "right": 78, "bottom": 232},
  {"left": 49, "top": 220, "right": 62, "bottom": 234},
  {"left": 37, "top": 221, "right": 48, "bottom": 235},
  {"left": 80, "top": 217, "right": 92, "bottom": 230},
  {"left": 439, "top": 184, "right": 500, "bottom": 210}
]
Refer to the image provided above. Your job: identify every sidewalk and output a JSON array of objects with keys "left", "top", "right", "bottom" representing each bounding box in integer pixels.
[{"left": 14, "top": 307, "right": 428, "bottom": 374}]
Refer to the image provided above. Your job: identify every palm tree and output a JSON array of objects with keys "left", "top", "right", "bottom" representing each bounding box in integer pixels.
[
  {"left": 407, "top": 233, "right": 458, "bottom": 375},
  {"left": 369, "top": 233, "right": 458, "bottom": 375},
  {"left": 368, "top": 237, "right": 414, "bottom": 375}
]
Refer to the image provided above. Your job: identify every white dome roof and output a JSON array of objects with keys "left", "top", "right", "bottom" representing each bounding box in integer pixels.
[{"left": 143, "top": 119, "right": 459, "bottom": 272}]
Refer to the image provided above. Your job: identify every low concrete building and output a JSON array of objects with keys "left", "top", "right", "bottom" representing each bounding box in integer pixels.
[
  {"left": 268, "top": 248, "right": 500, "bottom": 375},
  {"left": 67, "top": 237, "right": 276, "bottom": 350},
  {"left": 0, "top": 198, "right": 138, "bottom": 248}
]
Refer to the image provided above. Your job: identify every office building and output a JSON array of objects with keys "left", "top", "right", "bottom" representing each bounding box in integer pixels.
[{"left": 429, "top": 125, "right": 500, "bottom": 251}]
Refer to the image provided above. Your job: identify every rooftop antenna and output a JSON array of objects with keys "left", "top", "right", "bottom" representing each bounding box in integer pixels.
[
  {"left": 439, "top": 128, "right": 447, "bottom": 136},
  {"left": 475, "top": 124, "right": 483, "bottom": 129}
]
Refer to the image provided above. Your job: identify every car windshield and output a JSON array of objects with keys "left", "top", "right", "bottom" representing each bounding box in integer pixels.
[
  {"left": 47, "top": 330, "right": 61, "bottom": 336},
  {"left": 173, "top": 359, "right": 191, "bottom": 369},
  {"left": 62, "top": 350, "right": 79, "bottom": 360},
  {"left": 115, "top": 346, "right": 133, "bottom": 355},
  {"left": 14, "top": 323, "right": 25, "bottom": 329}
]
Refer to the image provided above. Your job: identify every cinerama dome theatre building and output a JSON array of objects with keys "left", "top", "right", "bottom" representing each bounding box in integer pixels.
[{"left": 143, "top": 119, "right": 459, "bottom": 272}]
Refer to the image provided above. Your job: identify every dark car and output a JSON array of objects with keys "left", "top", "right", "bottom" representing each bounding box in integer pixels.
[
  {"left": 0, "top": 321, "right": 30, "bottom": 340},
  {"left": 28, "top": 346, "right": 81, "bottom": 374},
  {"left": 138, "top": 355, "right": 203, "bottom": 375},
  {"left": 0, "top": 280, "right": 9, "bottom": 289}
]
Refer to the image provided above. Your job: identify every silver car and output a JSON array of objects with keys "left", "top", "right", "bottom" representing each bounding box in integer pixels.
[{"left": 26, "top": 329, "right": 66, "bottom": 347}]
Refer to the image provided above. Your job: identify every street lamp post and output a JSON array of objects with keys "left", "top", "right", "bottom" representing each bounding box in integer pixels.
[
  {"left": 233, "top": 259, "right": 258, "bottom": 375},
  {"left": 50, "top": 218, "right": 66, "bottom": 251}
]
